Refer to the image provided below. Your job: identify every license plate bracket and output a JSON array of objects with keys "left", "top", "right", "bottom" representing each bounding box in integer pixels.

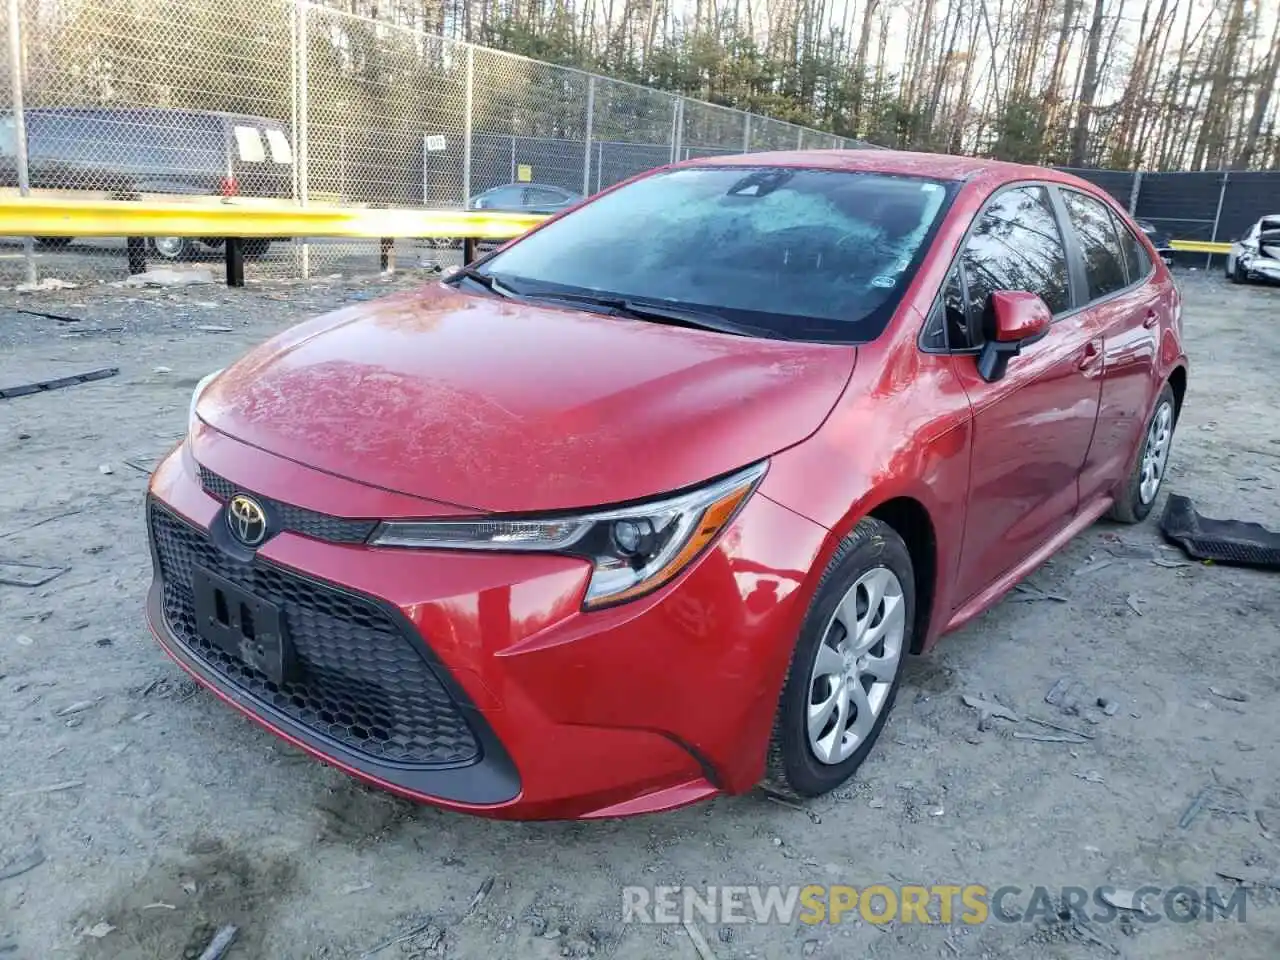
[{"left": 191, "top": 566, "right": 295, "bottom": 685}]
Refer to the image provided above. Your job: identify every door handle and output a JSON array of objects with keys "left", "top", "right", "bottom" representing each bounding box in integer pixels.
[
  {"left": 1078, "top": 339, "right": 1103, "bottom": 370},
  {"left": 1142, "top": 310, "right": 1159, "bottom": 329}
]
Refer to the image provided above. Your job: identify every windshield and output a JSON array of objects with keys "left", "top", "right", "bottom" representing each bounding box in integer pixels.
[{"left": 472, "top": 166, "right": 956, "bottom": 343}]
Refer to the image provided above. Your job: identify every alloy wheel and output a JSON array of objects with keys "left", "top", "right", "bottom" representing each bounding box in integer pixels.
[
  {"left": 806, "top": 566, "right": 906, "bottom": 765},
  {"left": 1139, "top": 400, "right": 1174, "bottom": 505}
]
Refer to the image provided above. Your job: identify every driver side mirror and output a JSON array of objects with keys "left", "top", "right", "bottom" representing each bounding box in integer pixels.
[{"left": 976, "top": 290, "right": 1051, "bottom": 383}]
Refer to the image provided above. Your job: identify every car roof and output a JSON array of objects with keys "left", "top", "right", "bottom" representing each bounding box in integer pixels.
[{"left": 676, "top": 148, "right": 1106, "bottom": 192}]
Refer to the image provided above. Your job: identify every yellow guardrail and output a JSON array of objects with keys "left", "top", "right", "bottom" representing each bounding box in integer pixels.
[
  {"left": 1168, "top": 239, "right": 1232, "bottom": 255},
  {"left": 0, "top": 196, "right": 548, "bottom": 241}
]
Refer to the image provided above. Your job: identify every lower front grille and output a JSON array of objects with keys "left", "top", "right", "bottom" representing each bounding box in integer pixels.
[{"left": 149, "top": 501, "right": 480, "bottom": 767}]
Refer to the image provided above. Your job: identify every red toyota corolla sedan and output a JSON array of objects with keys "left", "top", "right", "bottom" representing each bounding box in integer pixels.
[{"left": 145, "top": 150, "right": 1188, "bottom": 820}]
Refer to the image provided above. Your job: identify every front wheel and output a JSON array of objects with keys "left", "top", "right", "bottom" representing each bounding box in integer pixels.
[
  {"left": 762, "top": 518, "right": 914, "bottom": 800},
  {"left": 1108, "top": 382, "right": 1177, "bottom": 524}
]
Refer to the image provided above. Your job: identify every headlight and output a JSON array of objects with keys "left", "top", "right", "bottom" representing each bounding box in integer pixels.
[
  {"left": 370, "top": 461, "right": 768, "bottom": 609},
  {"left": 187, "top": 369, "right": 223, "bottom": 436}
]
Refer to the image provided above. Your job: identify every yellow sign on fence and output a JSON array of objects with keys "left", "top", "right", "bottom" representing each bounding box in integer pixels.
[{"left": 517, "top": 164, "right": 533, "bottom": 182}]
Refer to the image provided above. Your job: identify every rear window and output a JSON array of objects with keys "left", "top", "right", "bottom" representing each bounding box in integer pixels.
[
  {"left": 264, "top": 128, "right": 292, "bottom": 164},
  {"left": 233, "top": 125, "right": 267, "bottom": 163},
  {"left": 476, "top": 166, "right": 956, "bottom": 343}
]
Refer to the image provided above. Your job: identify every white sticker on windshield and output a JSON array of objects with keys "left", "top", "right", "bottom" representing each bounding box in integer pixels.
[
  {"left": 871, "top": 275, "right": 897, "bottom": 289},
  {"left": 921, "top": 183, "right": 941, "bottom": 193}
]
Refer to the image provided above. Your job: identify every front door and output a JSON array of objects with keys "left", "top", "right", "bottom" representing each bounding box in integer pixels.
[{"left": 946, "top": 184, "right": 1104, "bottom": 605}]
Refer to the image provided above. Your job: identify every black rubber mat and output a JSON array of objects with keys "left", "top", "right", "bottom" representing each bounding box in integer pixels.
[{"left": 1159, "top": 494, "right": 1280, "bottom": 570}]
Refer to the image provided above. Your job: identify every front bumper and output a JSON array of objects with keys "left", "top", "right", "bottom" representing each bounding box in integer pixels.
[
  {"left": 144, "top": 429, "right": 827, "bottom": 819},
  {"left": 1241, "top": 257, "right": 1280, "bottom": 281}
]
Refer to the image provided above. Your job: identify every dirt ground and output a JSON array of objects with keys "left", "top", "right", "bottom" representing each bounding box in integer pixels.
[{"left": 1, "top": 264, "right": 1278, "bottom": 960}]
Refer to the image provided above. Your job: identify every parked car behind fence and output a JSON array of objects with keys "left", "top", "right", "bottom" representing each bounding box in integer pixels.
[{"left": 0, "top": 106, "right": 294, "bottom": 260}]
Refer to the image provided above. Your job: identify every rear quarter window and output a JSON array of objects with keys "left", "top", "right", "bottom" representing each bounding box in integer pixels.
[{"left": 1062, "top": 189, "right": 1129, "bottom": 299}]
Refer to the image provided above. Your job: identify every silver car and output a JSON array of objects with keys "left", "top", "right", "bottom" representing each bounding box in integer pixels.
[{"left": 1226, "top": 215, "right": 1280, "bottom": 284}]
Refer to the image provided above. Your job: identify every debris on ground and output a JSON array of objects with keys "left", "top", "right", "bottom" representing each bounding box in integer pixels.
[
  {"left": 124, "top": 268, "right": 215, "bottom": 288},
  {"left": 1209, "top": 685, "right": 1249, "bottom": 703},
  {"left": 1013, "top": 732, "right": 1089, "bottom": 744},
  {"left": 463, "top": 876, "right": 495, "bottom": 918},
  {"left": 358, "top": 917, "right": 436, "bottom": 958},
  {"left": 763, "top": 793, "right": 822, "bottom": 823},
  {"left": 0, "top": 848, "right": 46, "bottom": 883},
  {"left": 1097, "top": 697, "right": 1119, "bottom": 716},
  {"left": 15, "top": 277, "right": 78, "bottom": 292},
  {"left": 1125, "top": 594, "right": 1144, "bottom": 616},
  {"left": 55, "top": 699, "right": 100, "bottom": 717},
  {"left": 1073, "top": 557, "right": 1114, "bottom": 576},
  {"left": 1159, "top": 494, "right": 1280, "bottom": 569},
  {"left": 1098, "top": 888, "right": 1150, "bottom": 914},
  {"left": 0, "top": 560, "right": 69, "bottom": 588},
  {"left": 962, "top": 693, "right": 1021, "bottom": 726},
  {"left": 1011, "top": 582, "right": 1068, "bottom": 603},
  {"left": 1074, "top": 771, "right": 1105, "bottom": 784},
  {"left": 1214, "top": 866, "right": 1280, "bottom": 891},
  {"left": 196, "top": 924, "right": 239, "bottom": 960},
  {"left": 77, "top": 921, "right": 115, "bottom": 940},
  {"left": 0, "top": 367, "right": 118, "bottom": 400},
  {"left": 6, "top": 780, "right": 84, "bottom": 798},
  {"left": 1179, "top": 782, "right": 1215, "bottom": 828},
  {"left": 1022, "top": 715, "right": 1094, "bottom": 739}
]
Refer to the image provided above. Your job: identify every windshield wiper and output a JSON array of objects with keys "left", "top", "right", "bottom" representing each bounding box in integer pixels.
[
  {"left": 445, "top": 266, "right": 519, "bottom": 298},
  {"left": 520, "top": 290, "right": 764, "bottom": 337}
]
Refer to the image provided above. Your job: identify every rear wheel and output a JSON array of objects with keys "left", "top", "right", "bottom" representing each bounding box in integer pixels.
[
  {"left": 1108, "top": 382, "right": 1177, "bottom": 524},
  {"left": 762, "top": 518, "right": 913, "bottom": 800},
  {"left": 149, "top": 236, "right": 196, "bottom": 261}
]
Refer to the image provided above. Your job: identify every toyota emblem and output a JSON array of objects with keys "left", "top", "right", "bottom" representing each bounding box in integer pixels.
[{"left": 226, "top": 494, "right": 268, "bottom": 547}]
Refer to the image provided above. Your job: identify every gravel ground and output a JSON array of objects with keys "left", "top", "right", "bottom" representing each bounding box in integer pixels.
[{"left": 1, "top": 266, "right": 1278, "bottom": 960}]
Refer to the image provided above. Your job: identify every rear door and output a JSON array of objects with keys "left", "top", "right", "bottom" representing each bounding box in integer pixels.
[
  {"left": 945, "top": 183, "right": 1103, "bottom": 605},
  {"left": 1056, "top": 187, "right": 1163, "bottom": 506},
  {"left": 228, "top": 119, "right": 293, "bottom": 198}
]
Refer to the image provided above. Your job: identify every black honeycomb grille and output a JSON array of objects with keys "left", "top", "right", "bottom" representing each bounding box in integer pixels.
[
  {"left": 149, "top": 502, "right": 480, "bottom": 767},
  {"left": 198, "top": 466, "right": 377, "bottom": 545}
]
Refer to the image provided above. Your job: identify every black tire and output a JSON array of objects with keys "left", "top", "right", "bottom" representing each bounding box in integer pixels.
[
  {"left": 1107, "top": 381, "right": 1177, "bottom": 524},
  {"left": 1233, "top": 260, "right": 1248, "bottom": 284},
  {"left": 34, "top": 237, "right": 73, "bottom": 249},
  {"left": 148, "top": 237, "right": 196, "bottom": 261},
  {"left": 761, "top": 518, "right": 915, "bottom": 800}
]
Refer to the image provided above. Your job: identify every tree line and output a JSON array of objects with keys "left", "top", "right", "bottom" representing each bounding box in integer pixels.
[{"left": 323, "top": 0, "right": 1280, "bottom": 170}]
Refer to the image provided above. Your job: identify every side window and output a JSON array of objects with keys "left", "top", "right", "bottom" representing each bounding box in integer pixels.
[
  {"left": 922, "top": 269, "right": 973, "bottom": 351},
  {"left": 960, "top": 185, "right": 1072, "bottom": 336},
  {"left": 527, "top": 187, "right": 567, "bottom": 205},
  {"left": 1062, "top": 190, "right": 1128, "bottom": 299},
  {"left": 1111, "top": 210, "right": 1151, "bottom": 283}
]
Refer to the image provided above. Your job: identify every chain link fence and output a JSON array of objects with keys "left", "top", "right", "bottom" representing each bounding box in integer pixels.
[{"left": 0, "top": 0, "right": 872, "bottom": 285}]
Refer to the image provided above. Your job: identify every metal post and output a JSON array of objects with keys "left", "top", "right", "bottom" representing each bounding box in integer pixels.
[
  {"left": 742, "top": 113, "right": 751, "bottom": 153},
  {"left": 1208, "top": 170, "right": 1228, "bottom": 270},
  {"left": 509, "top": 136, "right": 515, "bottom": 183},
  {"left": 296, "top": 0, "right": 310, "bottom": 278},
  {"left": 796, "top": 127, "right": 804, "bottom": 149},
  {"left": 669, "top": 98, "right": 679, "bottom": 164},
  {"left": 595, "top": 140, "right": 602, "bottom": 193},
  {"left": 583, "top": 76, "right": 594, "bottom": 196},
  {"left": 1128, "top": 170, "right": 1142, "bottom": 216},
  {"left": 462, "top": 46, "right": 473, "bottom": 204},
  {"left": 670, "top": 97, "right": 680, "bottom": 163},
  {"left": 225, "top": 237, "right": 245, "bottom": 288},
  {"left": 8, "top": 0, "right": 35, "bottom": 287}
]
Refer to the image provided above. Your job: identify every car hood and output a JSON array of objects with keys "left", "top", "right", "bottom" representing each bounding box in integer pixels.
[{"left": 197, "top": 284, "right": 856, "bottom": 514}]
